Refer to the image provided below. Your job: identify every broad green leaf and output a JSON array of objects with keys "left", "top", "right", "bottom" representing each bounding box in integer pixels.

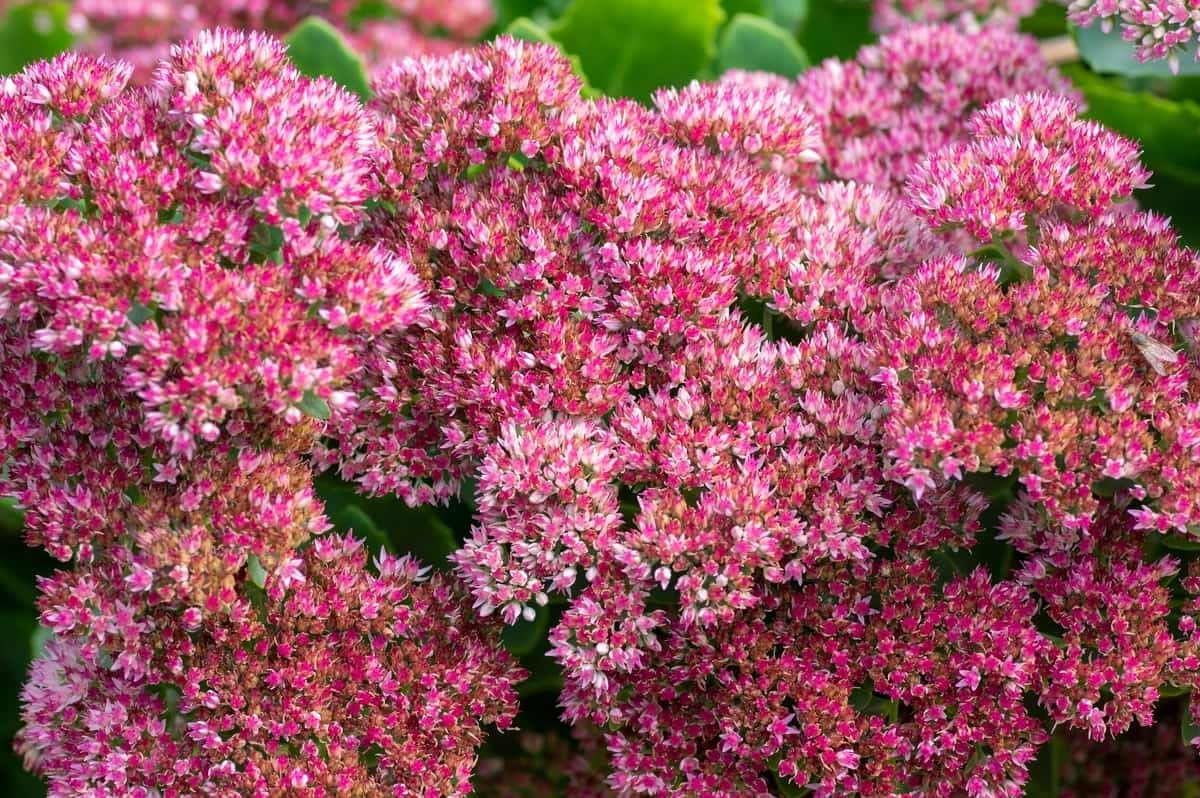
[
  {"left": 716, "top": 14, "right": 809, "bottom": 77},
  {"left": 798, "top": 0, "right": 872, "bottom": 62},
  {"left": 285, "top": 16, "right": 372, "bottom": 101},
  {"left": 1074, "top": 22, "right": 1200, "bottom": 77},
  {"left": 0, "top": 2, "right": 72, "bottom": 75},
  {"left": 501, "top": 603, "right": 550, "bottom": 656},
  {"left": 298, "top": 390, "right": 331, "bottom": 420},
  {"left": 765, "top": 0, "right": 810, "bottom": 32},
  {"left": 551, "top": 0, "right": 726, "bottom": 101},
  {"left": 1062, "top": 64, "right": 1200, "bottom": 245}
]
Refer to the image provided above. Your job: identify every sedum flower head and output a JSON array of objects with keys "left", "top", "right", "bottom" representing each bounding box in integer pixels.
[{"left": 19, "top": 535, "right": 524, "bottom": 797}]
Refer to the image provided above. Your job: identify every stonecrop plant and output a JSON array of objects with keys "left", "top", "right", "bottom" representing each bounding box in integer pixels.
[{"left": 3, "top": 0, "right": 1200, "bottom": 796}]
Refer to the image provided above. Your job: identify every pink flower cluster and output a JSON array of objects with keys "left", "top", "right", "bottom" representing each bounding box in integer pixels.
[
  {"left": 2, "top": 31, "right": 522, "bottom": 797},
  {"left": 1068, "top": 0, "right": 1200, "bottom": 69},
  {"left": 7, "top": 19, "right": 1200, "bottom": 798},
  {"left": 58, "top": 0, "right": 493, "bottom": 79}
]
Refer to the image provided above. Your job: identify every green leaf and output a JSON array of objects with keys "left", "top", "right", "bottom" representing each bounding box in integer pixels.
[
  {"left": 716, "top": 13, "right": 809, "bottom": 77},
  {"left": 501, "top": 603, "right": 550, "bottom": 656},
  {"left": 506, "top": 15, "right": 557, "bottom": 44},
  {"left": 723, "top": 0, "right": 765, "bottom": 15},
  {"left": 327, "top": 503, "right": 392, "bottom": 557},
  {"left": 0, "top": 2, "right": 72, "bottom": 75},
  {"left": 798, "top": 0, "right": 871, "bottom": 62},
  {"left": 298, "top": 390, "right": 331, "bottom": 420},
  {"left": 29, "top": 625, "right": 52, "bottom": 660},
  {"left": 0, "top": 498, "right": 22, "bottom": 536},
  {"left": 516, "top": 653, "right": 564, "bottom": 697},
  {"left": 1026, "top": 734, "right": 1066, "bottom": 798},
  {"left": 285, "top": 16, "right": 372, "bottom": 101},
  {"left": 493, "top": 0, "right": 554, "bottom": 29},
  {"left": 477, "top": 276, "right": 508, "bottom": 298},
  {"left": 1074, "top": 22, "right": 1200, "bottom": 78},
  {"left": 315, "top": 476, "right": 461, "bottom": 569},
  {"left": 246, "top": 553, "right": 268, "bottom": 589},
  {"left": 551, "top": 0, "right": 726, "bottom": 101},
  {"left": 1162, "top": 533, "right": 1200, "bottom": 551},
  {"left": 765, "top": 0, "right": 810, "bottom": 32},
  {"left": 1018, "top": 2, "right": 1066, "bottom": 38}
]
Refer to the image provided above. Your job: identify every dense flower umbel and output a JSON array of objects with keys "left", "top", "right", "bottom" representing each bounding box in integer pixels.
[
  {"left": 887, "top": 92, "right": 1200, "bottom": 537},
  {"left": 66, "top": 0, "right": 494, "bottom": 79},
  {"left": 558, "top": 562, "right": 1049, "bottom": 797},
  {"left": 18, "top": 535, "right": 524, "bottom": 797},
  {"left": 1068, "top": 0, "right": 1200, "bottom": 70},
  {"left": 796, "top": 24, "right": 1075, "bottom": 190},
  {"left": 0, "top": 34, "right": 427, "bottom": 537}
]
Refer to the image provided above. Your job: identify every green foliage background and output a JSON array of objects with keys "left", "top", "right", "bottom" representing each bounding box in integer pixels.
[{"left": 2, "top": 0, "right": 1200, "bottom": 794}]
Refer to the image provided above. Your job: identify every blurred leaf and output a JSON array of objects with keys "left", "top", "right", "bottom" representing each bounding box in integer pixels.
[
  {"left": 286, "top": 16, "right": 372, "bottom": 100},
  {"left": 723, "top": 0, "right": 765, "bottom": 15},
  {"left": 502, "top": 604, "right": 550, "bottom": 656},
  {"left": 0, "top": 499, "right": 22, "bottom": 537},
  {"left": 1063, "top": 63, "right": 1200, "bottom": 245},
  {"left": 0, "top": 2, "right": 72, "bottom": 74},
  {"left": 326, "top": 503, "right": 392, "bottom": 557},
  {"left": 798, "top": 0, "right": 872, "bottom": 62},
  {"left": 506, "top": 15, "right": 557, "bottom": 44},
  {"left": 1026, "top": 733, "right": 1065, "bottom": 797},
  {"left": 28, "top": 625, "right": 51, "bottom": 661},
  {"left": 765, "top": 0, "right": 810, "bottom": 32},
  {"left": 1074, "top": 22, "right": 1200, "bottom": 77},
  {"left": 716, "top": 13, "right": 809, "bottom": 77},
  {"left": 517, "top": 652, "right": 564, "bottom": 697},
  {"left": 551, "top": 0, "right": 725, "bottom": 101},
  {"left": 1018, "top": 2, "right": 1066, "bottom": 38},
  {"left": 493, "top": 0, "right": 555, "bottom": 29}
]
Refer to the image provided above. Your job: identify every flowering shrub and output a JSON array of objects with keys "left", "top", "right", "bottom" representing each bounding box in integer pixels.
[{"left": 3, "top": 2, "right": 1200, "bottom": 796}]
